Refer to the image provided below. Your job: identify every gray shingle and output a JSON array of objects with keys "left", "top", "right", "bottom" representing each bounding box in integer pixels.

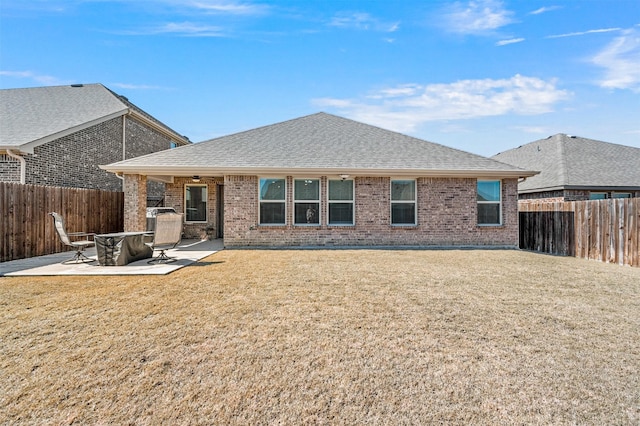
[
  {"left": 1, "top": 84, "right": 127, "bottom": 148},
  {"left": 104, "top": 112, "right": 534, "bottom": 176},
  {"left": 492, "top": 134, "right": 640, "bottom": 191},
  {"left": 0, "top": 84, "right": 188, "bottom": 151}
]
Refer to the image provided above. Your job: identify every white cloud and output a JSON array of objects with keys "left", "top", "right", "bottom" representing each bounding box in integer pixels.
[
  {"left": 328, "top": 12, "right": 399, "bottom": 32},
  {"left": 547, "top": 27, "right": 621, "bottom": 39},
  {"left": 441, "top": 0, "right": 514, "bottom": 35},
  {"left": 313, "top": 75, "right": 570, "bottom": 133},
  {"left": 186, "top": 1, "right": 269, "bottom": 15},
  {"left": 514, "top": 126, "right": 548, "bottom": 134},
  {"left": 496, "top": 38, "right": 524, "bottom": 46},
  {"left": 592, "top": 28, "right": 640, "bottom": 92},
  {"left": 529, "top": 6, "right": 561, "bottom": 15},
  {"left": 0, "top": 70, "right": 66, "bottom": 86},
  {"left": 121, "top": 21, "right": 227, "bottom": 37}
]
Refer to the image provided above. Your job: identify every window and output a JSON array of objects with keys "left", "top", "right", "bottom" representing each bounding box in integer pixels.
[
  {"left": 612, "top": 192, "right": 631, "bottom": 199},
  {"left": 590, "top": 192, "right": 608, "bottom": 200},
  {"left": 294, "top": 179, "right": 320, "bottom": 225},
  {"left": 185, "top": 185, "right": 207, "bottom": 222},
  {"left": 391, "top": 180, "right": 416, "bottom": 225},
  {"left": 328, "top": 179, "right": 354, "bottom": 225},
  {"left": 259, "top": 178, "right": 286, "bottom": 225},
  {"left": 477, "top": 180, "right": 501, "bottom": 225}
]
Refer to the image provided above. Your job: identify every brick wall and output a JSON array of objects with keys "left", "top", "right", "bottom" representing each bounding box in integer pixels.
[
  {"left": 0, "top": 154, "right": 21, "bottom": 181},
  {"left": 221, "top": 176, "right": 519, "bottom": 247},
  {"left": 0, "top": 115, "right": 174, "bottom": 202},
  {"left": 123, "top": 174, "right": 147, "bottom": 231},
  {"left": 124, "top": 117, "right": 174, "bottom": 202}
]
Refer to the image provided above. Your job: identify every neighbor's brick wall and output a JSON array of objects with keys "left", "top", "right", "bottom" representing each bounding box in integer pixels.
[
  {"left": 165, "top": 177, "right": 223, "bottom": 239},
  {"left": 14, "top": 118, "right": 124, "bottom": 190},
  {"left": 124, "top": 117, "right": 174, "bottom": 202},
  {"left": 222, "top": 176, "right": 519, "bottom": 247},
  {"left": 0, "top": 154, "right": 21, "bottom": 181},
  {"left": 0, "top": 116, "right": 174, "bottom": 202}
]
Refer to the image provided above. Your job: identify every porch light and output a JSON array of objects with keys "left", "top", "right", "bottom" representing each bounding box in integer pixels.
[
  {"left": 192, "top": 176, "right": 201, "bottom": 183},
  {"left": 339, "top": 174, "right": 350, "bottom": 180}
]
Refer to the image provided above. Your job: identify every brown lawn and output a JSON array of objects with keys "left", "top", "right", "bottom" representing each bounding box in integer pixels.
[{"left": 1, "top": 249, "right": 639, "bottom": 425}]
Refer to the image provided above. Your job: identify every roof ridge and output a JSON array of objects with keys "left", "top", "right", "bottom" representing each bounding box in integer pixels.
[{"left": 309, "top": 112, "right": 510, "bottom": 164}]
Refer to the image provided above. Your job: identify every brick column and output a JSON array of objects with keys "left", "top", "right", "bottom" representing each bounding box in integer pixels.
[{"left": 124, "top": 174, "right": 147, "bottom": 231}]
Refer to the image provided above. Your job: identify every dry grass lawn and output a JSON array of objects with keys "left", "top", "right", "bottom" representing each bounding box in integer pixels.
[{"left": 1, "top": 249, "right": 639, "bottom": 425}]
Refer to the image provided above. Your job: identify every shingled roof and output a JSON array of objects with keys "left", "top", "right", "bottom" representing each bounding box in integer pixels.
[
  {"left": 0, "top": 83, "right": 189, "bottom": 153},
  {"left": 492, "top": 133, "right": 640, "bottom": 193},
  {"left": 102, "top": 112, "right": 536, "bottom": 179}
]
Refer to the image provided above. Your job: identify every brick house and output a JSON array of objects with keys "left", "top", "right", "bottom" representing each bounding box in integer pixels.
[
  {"left": 0, "top": 83, "right": 190, "bottom": 204},
  {"left": 492, "top": 134, "right": 640, "bottom": 202},
  {"left": 102, "top": 113, "right": 537, "bottom": 248}
]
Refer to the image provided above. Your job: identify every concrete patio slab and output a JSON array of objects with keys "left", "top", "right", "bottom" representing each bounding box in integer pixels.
[{"left": 0, "top": 239, "right": 224, "bottom": 277}]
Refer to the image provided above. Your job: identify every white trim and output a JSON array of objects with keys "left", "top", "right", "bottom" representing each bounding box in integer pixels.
[
  {"left": 5, "top": 149, "right": 26, "bottom": 184},
  {"left": 477, "top": 179, "right": 502, "bottom": 226},
  {"left": 15, "top": 110, "right": 128, "bottom": 154},
  {"left": 612, "top": 192, "right": 631, "bottom": 199},
  {"left": 327, "top": 179, "right": 355, "bottom": 226},
  {"left": 127, "top": 109, "right": 190, "bottom": 146},
  {"left": 390, "top": 178, "right": 417, "bottom": 226},
  {"left": 99, "top": 165, "right": 538, "bottom": 179},
  {"left": 258, "top": 177, "right": 287, "bottom": 226},
  {"left": 293, "top": 178, "right": 321, "bottom": 226},
  {"left": 184, "top": 184, "right": 208, "bottom": 223}
]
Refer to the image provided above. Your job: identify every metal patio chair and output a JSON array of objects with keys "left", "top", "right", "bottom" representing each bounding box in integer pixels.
[
  {"left": 49, "top": 212, "right": 96, "bottom": 264},
  {"left": 145, "top": 212, "right": 183, "bottom": 264}
]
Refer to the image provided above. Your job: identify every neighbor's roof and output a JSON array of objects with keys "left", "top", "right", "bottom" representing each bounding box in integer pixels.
[
  {"left": 102, "top": 112, "right": 536, "bottom": 179},
  {"left": 492, "top": 133, "right": 640, "bottom": 193},
  {"left": 0, "top": 83, "right": 189, "bottom": 153}
]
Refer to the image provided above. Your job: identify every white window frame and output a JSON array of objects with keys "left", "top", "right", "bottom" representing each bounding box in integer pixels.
[
  {"left": 294, "top": 178, "right": 321, "bottom": 226},
  {"left": 390, "top": 179, "right": 417, "bottom": 226},
  {"left": 477, "top": 179, "right": 502, "bottom": 226},
  {"left": 612, "top": 192, "right": 631, "bottom": 199},
  {"left": 259, "top": 177, "right": 287, "bottom": 225},
  {"left": 184, "top": 184, "right": 207, "bottom": 223},
  {"left": 589, "top": 192, "right": 608, "bottom": 200},
  {"left": 327, "top": 179, "right": 355, "bottom": 226}
]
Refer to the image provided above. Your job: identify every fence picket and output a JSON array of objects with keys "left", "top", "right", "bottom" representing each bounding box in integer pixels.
[
  {"left": 0, "top": 182, "right": 124, "bottom": 262},
  {"left": 519, "top": 198, "right": 639, "bottom": 268}
]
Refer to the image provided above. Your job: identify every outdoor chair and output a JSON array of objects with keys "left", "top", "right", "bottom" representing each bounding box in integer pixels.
[
  {"left": 145, "top": 212, "right": 183, "bottom": 264},
  {"left": 49, "top": 212, "right": 96, "bottom": 264}
]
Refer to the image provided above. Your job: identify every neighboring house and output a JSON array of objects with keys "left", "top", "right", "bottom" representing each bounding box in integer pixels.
[
  {"left": 102, "top": 113, "right": 536, "bottom": 248},
  {"left": 492, "top": 133, "right": 640, "bottom": 201},
  {"left": 0, "top": 83, "right": 190, "bottom": 205}
]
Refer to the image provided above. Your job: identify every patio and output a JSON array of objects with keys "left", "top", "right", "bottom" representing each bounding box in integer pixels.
[{"left": 0, "top": 239, "right": 224, "bottom": 276}]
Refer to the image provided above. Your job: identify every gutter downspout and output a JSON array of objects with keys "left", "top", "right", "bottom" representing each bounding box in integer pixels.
[
  {"left": 122, "top": 114, "right": 127, "bottom": 161},
  {"left": 116, "top": 115, "right": 127, "bottom": 191},
  {"left": 6, "top": 149, "right": 26, "bottom": 184}
]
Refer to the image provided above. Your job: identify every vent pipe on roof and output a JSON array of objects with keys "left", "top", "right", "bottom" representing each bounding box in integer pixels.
[{"left": 6, "top": 149, "right": 26, "bottom": 184}]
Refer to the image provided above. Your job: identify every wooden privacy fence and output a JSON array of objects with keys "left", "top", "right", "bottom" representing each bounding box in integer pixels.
[
  {"left": 0, "top": 182, "right": 124, "bottom": 262},
  {"left": 519, "top": 198, "right": 640, "bottom": 267}
]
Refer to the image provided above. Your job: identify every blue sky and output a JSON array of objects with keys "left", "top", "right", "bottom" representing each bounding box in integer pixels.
[{"left": 1, "top": 0, "right": 639, "bottom": 156}]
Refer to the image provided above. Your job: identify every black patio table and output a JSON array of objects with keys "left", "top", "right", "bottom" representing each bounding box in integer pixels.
[{"left": 95, "top": 232, "right": 154, "bottom": 266}]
